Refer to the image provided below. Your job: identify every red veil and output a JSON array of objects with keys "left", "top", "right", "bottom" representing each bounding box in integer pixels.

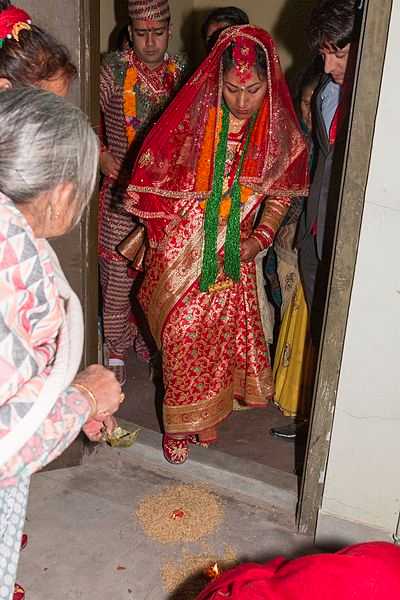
[{"left": 125, "top": 25, "right": 309, "bottom": 230}]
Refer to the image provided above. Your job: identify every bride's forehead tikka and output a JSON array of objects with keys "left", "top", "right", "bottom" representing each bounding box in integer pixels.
[{"left": 232, "top": 37, "right": 257, "bottom": 83}]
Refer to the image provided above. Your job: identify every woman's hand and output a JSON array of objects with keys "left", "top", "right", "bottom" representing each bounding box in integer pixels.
[
  {"left": 73, "top": 364, "right": 122, "bottom": 422},
  {"left": 100, "top": 150, "right": 121, "bottom": 179},
  {"left": 240, "top": 237, "right": 262, "bottom": 263},
  {"left": 83, "top": 415, "right": 118, "bottom": 442}
]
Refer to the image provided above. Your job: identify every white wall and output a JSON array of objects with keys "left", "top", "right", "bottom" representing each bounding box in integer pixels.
[
  {"left": 318, "top": 3, "right": 400, "bottom": 540},
  {"left": 100, "top": 0, "right": 116, "bottom": 54}
]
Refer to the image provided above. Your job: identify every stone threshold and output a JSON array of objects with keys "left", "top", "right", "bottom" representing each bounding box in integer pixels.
[{"left": 87, "top": 422, "right": 299, "bottom": 528}]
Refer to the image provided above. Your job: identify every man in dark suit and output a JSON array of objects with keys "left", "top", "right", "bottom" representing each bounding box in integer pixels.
[
  {"left": 271, "top": 0, "right": 362, "bottom": 440},
  {"left": 297, "top": 0, "right": 362, "bottom": 343}
]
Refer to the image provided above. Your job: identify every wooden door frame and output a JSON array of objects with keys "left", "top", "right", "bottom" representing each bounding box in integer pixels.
[
  {"left": 20, "top": 0, "right": 100, "bottom": 368},
  {"left": 80, "top": 0, "right": 100, "bottom": 367},
  {"left": 45, "top": 0, "right": 100, "bottom": 469},
  {"left": 297, "top": 0, "right": 393, "bottom": 535}
]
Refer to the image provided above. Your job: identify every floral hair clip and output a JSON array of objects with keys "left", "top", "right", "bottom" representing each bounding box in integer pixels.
[
  {"left": 0, "top": 5, "right": 32, "bottom": 48},
  {"left": 232, "top": 37, "right": 257, "bottom": 83}
]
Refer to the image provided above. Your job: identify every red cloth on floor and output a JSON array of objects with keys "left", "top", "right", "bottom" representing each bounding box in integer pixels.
[
  {"left": 13, "top": 584, "right": 25, "bottom": 600},
  {"left": 196, "top": 542, "right": 400, "bottom": 599}
]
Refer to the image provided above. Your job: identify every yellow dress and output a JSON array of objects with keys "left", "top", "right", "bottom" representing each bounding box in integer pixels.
[{"left": 273, "top": 283, "right": 312, "bottom": 417}]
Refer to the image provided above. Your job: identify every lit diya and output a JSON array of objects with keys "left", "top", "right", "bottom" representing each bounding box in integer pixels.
[
  {"left": 204, "top": 563, "right": 221, "bottom": 580},
  {"left": 105, "top": 425, "right": 141, "bottom": 447}
]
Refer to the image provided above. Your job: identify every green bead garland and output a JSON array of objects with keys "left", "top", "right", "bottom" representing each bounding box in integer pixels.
[
  {"left": 224, "top": 113, "right": 256, "bottom": 281},
  {"left": 199, "top": 104, "right": 256, "bottom": 293},
  {"left": 200, "top": 104, "right": 230, "bottom": 292}
]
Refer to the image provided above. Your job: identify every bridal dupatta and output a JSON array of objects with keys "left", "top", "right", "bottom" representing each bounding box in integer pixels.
[
  {"left": 125, "top": 26, "right": 308, "bottom": 435},
  {"left": 126, "top": 26, "right": 308, "bottom": 345}
]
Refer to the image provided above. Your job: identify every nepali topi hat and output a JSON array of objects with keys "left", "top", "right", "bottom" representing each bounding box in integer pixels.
[{"left": 128, "top": 0, "right": 170, "bottom": 21}]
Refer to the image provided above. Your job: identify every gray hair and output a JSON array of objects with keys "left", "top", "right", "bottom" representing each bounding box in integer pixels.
[{"left": 0, "top": 87, "right": 99, "bottom": 223}]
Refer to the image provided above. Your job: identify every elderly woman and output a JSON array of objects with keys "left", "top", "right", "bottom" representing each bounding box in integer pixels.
[{"left": 0, "top": 88, "right": 122, "bottom": 600}]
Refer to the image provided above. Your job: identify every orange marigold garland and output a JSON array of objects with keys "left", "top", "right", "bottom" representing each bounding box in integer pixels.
[
  {"left": 219, "top": 186, "right": 253, "bottom": 220},
  {"left": 244, "top": 100, "right": 269, "bottom": 178},
  {"left": 196, "top": 107, "right": 221, "bottom": 193},
  {"left": 124, "top": 65, "right": 138, "bottom": 146},
  {"left": 167, "top": 61, "right": 177, "bottom": 76},
  {"left": 199, "top": 104, "right": 257, "bottom": 291},
  {"left": 197, "top": 108, "right": 254, "bottom": 220}
]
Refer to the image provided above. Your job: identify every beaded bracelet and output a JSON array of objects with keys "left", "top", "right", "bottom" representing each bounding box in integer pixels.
[{"left": 73, "top": 383, "right": 97, "bottom": 418}]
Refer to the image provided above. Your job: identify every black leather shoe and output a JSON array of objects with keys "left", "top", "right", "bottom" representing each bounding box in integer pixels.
[{"left": 270, "top": 421, "right": 307, "bottom": 440}]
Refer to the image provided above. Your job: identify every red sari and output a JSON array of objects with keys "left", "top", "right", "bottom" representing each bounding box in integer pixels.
[{"left": 125, "top": 26, "right": 308, "bottom": 437}]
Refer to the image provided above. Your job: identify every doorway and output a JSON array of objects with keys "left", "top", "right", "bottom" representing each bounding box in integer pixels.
[
  {"left": 97, "top": 0, "right": 392, "bottom": 537},
  {"left": 297, "top": 0, "right": 393, "bottom": 534}
]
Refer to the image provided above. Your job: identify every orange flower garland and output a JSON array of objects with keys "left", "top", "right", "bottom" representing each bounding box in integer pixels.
[
  {"left": 167, "top": 62, "right": 177, "bottom": 76},
  {"left": 201, "top": 187, "right": 253, "bottom": 219},
  {"left": 219, "top": 196, "right": 231, "bottom": 219},
  {"left": 219, "top": 186, "right": 253, "bottom": 219},
  {"left": 196, "top": 108, "right": 255, "bottom": 220},
  {"left": 124, "top": 65, "right": 138, "bottom": 146},
  {"left": 195, "top": 107, "right": 221, "bottom": 194}
]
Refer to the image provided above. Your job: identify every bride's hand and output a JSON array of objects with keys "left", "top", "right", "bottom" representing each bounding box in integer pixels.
[{"left": 240, "top": 237, "right": 261, "bottom": 263}]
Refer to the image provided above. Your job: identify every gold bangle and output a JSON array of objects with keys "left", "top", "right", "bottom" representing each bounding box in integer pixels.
[{"left": 73, "top": 383, "right": 97, "bottom": 417}]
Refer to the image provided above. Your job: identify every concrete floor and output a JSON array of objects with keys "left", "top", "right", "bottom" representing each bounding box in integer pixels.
[{"left": 18, "top": 448, "right": 315, "bottom": 600}]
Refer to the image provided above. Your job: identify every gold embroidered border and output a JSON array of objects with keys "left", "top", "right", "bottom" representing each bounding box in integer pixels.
[
  {"left": 233, "top": 367, "right": 274, "bottom": 405},
  {"left": 164, "top": 385, "right": 233, "bottom": 434},
  {"left": 128, "top": 184, "right": 209, "bottom": 200}
]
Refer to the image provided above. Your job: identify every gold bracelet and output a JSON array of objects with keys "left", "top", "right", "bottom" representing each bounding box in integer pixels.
[{"left": 73, "top": 383, "right": 97, "bottom": 417}]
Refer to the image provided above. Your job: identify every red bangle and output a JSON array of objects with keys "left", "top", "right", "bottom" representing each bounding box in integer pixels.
[
  {"left": 251, "top": 225, "right": 274, "bottom": 250},
  {"left": 249, "top": 235, "right": 265, "bottom": 252}
]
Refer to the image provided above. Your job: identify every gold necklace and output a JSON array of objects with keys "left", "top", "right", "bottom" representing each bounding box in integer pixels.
[{"left": 228, "top": 114, "right": 246, "bottom": 134}]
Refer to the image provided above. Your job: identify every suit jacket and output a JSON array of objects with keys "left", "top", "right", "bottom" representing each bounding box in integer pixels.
[{"left": 297, "top": 75, "right": 338, "bottom": 260}]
